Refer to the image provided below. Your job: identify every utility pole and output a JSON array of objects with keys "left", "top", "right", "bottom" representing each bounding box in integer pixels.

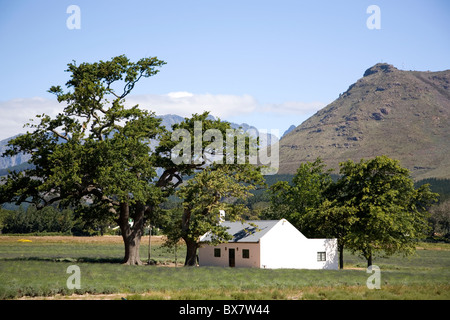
[
  {"left": 175, "top": 243, "right": 178, "bottom": 267},
  {"left": 147, "top": 224, "right": 152, "bottom": 264}
]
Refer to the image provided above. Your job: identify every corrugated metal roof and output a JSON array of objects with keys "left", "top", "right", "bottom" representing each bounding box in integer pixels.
[{"left": 200, "top": 220, "right": 280, "bottom": 243}]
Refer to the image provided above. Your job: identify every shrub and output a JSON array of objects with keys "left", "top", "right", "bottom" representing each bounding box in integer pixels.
[{"left": 2, "top": 206, "right": 75, "bottom": 234}]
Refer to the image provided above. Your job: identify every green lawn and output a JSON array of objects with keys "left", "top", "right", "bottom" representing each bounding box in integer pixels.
[
  {"left": 0, "top": 236, "right": 449, "bottom": 300},
  {"left": 0, "top": 237, "right": 182, "bottom": 264}
]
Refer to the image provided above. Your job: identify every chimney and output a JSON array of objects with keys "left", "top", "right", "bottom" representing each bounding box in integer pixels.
[{"left": 219, "top": 210, "right": 225, "bottom": 223}]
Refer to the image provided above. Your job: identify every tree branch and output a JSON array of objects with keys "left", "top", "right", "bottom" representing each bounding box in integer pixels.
[{"left": 51, "top": 129, "right": 69, "bottom": 141}]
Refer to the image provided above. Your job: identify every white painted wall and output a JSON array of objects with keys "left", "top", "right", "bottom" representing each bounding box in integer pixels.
[
  {"left": 259, "top": 219, "right": 306, "bottom": 269},
  {"left": 259, "top": 219, "right": 338, "bottom": 270},
  {"left": 198, "top": 242, "right": 260, "bottom": 268},
  {"left": 298, "top": 238, "right": 338, "bottom": 270}
]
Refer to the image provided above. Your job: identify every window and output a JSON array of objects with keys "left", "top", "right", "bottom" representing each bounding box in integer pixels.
[
  {"left": 214, "top": 248, "right": 221, "bottom": 257},
  {"left": 242, "top": 249, "right": 250, "bottom": 259},
  {"left": 317, "top": 252, "right": 326, "bottom": 262}
]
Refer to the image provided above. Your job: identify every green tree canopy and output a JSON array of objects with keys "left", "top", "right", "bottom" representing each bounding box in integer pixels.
[
  {"left": 1, "top": 55, "right": 167, "bottom": 265},
  {"left": 265, "top": 156, "right": 439, "bottom": 269},
  {"left": 334, "top": 155, "right": 438, "bottom": 266},
  {"left": 265, "top": 158, "right": 332, "bottom": 237}
]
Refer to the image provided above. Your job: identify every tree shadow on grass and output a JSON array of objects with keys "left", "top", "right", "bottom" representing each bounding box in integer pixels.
[{"left": 1, "top": 256, "right": 123, "bottom": 263}]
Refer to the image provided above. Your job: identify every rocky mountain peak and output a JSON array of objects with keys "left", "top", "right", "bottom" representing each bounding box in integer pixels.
[
  {"left": 278, "top": 63, "right": 450, "bottom": 180},
  {"left": 363, "top": 63, "right": 397, "bottom": 77}
]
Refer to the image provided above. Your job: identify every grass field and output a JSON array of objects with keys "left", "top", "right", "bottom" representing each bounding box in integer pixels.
[{"left": 0, "top": 236, "right": 449, "bottom": 300}]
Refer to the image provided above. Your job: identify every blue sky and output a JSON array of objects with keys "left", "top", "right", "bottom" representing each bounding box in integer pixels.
[{"left": 0, "top": 0, "right": 449, "bottom": 140}]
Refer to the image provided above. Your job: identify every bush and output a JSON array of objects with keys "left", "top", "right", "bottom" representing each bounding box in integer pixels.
[
  {"left": 428, "top": 199, "right": 450, "bottom": 241},
  {"left": 2, "top": 206, "right": 75, "bottom": 234}
]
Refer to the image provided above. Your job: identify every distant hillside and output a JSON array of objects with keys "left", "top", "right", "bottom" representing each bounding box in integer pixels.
[
  {"left": 282, "top": 125, "right": 296, "bottom": 138},
  {"left": 157, "top": 113, "right": 277, "bottom": 145},
  {"left": 279, "top": 63, "right": 450, "bottom": 180},
  {"left": 0, "top": 135, "right": 31, "bottom": 169}
]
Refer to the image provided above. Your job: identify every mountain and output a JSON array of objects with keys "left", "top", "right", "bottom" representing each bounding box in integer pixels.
[
  {"left": 156, "top": 114, "right": 186, "bottom": 129},
  {"left": 282, "top": 125, "right": 296, "bottom": 138},
  {"left": 0, "top": 135, "right": 31, "bottom": 169},
  {"left": 278, "top": 63, "right": 450, "bottom": 180},
  {"left": 157, "top": 114, "right": 277, "bottom": 146}
]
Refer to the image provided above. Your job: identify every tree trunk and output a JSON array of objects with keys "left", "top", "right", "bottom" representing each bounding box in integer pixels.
[
  {"left": 181, "top": 207, "right": 198, "bottom": 266},
  {"left": 367, "top": 253, "right": 373, "bottom": 268},
  {"left": 184, "top": 237, "right": 199, "bottom": 267},
  {"left": 338, "top": 243, "right": 344, "bottom": 269},
  {"left": 363, "top": 247, "right": 373, "bottom": 268},
  {"left": 119, "top": 202, "right": 145, "bottom": 265}
]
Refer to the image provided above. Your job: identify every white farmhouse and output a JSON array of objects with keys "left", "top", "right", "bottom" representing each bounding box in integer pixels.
[{"left": 198, "top": 219, "right": 338, "bottom": 269}]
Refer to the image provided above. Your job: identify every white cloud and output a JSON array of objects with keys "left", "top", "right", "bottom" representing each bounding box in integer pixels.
[
  {"left": 0, "top": 97, "right": 63, "bottom": 140},
  {"left": 125, "top": 92, "right": 325, "bottom": 119},
  {"left": 124, "top": 92, "right": 260, "bottom": 119},
  {"left": 166, "top": 91, "right": 194, "bottom": 99},
  {"left": 0, "top": 93, "right": 326, "bottom": 140}
]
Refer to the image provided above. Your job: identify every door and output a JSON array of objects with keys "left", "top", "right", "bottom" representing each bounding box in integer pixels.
[{"left": 229, "top": 248, "right": 235, "bottom": 267}]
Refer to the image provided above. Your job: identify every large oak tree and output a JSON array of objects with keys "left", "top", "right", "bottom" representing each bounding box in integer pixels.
[
  {"left": 335, "top": 156, "right": 438, "bottom": 267},
  {"left": 0, "top": 55, "right": 169, "bottom": 265}
]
